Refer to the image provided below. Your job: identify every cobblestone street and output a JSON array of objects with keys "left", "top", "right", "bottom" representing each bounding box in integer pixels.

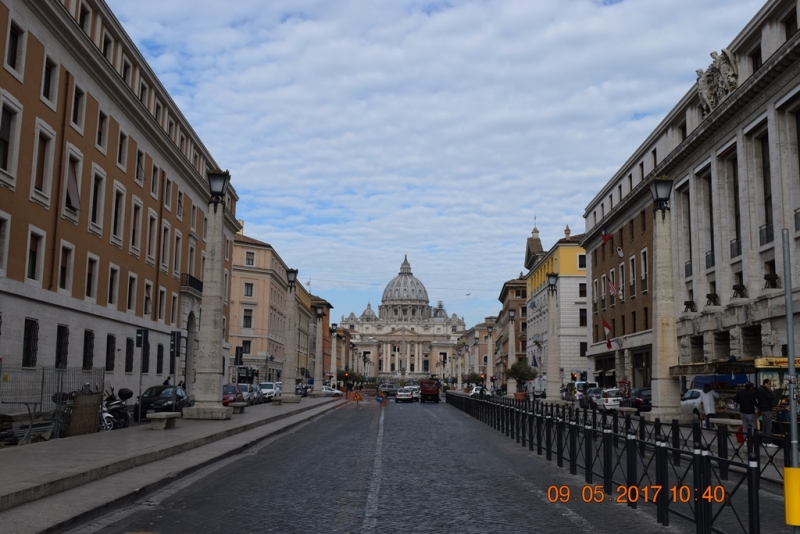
[{"left": 65, "top": 399, "right": 718, "bottom": 534}]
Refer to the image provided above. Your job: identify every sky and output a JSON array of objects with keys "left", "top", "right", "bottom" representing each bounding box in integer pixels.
[{"left": 107, "top": 0, "right": 766, "bottom": 327}]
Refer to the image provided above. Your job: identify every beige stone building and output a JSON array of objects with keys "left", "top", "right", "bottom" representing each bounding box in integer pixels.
[{"left": 0, "top": 0, "right": 239, "bottom": 394}]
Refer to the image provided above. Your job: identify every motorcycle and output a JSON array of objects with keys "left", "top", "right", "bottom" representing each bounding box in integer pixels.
[
  {"left": 99, "top": 403, "right": 115, "bottom": 431},
  {"left": 103, "top": 387, "right": 133, "bottom": 429}
]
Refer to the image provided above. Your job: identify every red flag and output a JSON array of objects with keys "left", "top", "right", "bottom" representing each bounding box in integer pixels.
[
  {"left": 603, "top": 318, "right": 612, "bottom": 338},
  {"left": 606, "top": 337, "right": 613, "bottom": 349},
  {"left": 601, "top": 226, "right": 612, "bottom": 244}
]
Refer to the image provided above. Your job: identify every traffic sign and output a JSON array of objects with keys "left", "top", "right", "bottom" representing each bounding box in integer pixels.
[{"left": 353, "top": 392, "right": 362, "bottom": 402}]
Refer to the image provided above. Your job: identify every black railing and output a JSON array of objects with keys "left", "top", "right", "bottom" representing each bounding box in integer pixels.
[
  {"left": 705, "top": 250, "right": 715, "bottom": 269},
  {"left": 759, "top": 223, "right": 774, "bottom": 246},
  {"left": 180, "top": 273, "right": 203, "bottom": 294},
  {"left": 446, "top": 392, "right": 790, "bottom": 533},
  {"left": 730, "top": 238, "right": 742, "bottom": 258}
]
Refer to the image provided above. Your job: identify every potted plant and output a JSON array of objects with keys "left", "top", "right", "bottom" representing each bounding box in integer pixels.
[{"left": 505, "top": 360, "right": 538, "bottom": 400}]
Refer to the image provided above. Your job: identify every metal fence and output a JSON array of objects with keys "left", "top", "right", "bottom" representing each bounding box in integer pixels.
[
  {"left": 0, "top": 365, "right": 105, "bottom": 417},
  {"left": 447, "top": 392, "right": 793, "bottom": 534}
]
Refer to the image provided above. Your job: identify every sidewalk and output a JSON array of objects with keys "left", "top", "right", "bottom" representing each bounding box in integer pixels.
[{"left": 0, "top": 397, "right": 342, "bottom": 533}]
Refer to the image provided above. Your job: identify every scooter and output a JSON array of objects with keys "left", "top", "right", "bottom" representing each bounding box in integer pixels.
[
  {"left": 99, "top": 403, "right": 115, "bottom": 431},
  {"left": 104, "top": 387, "right": 133, "bottom": 429}
]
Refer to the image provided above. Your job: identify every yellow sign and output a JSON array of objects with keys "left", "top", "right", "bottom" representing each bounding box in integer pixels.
[
  {"left": 754, "top": 357, "right": 800, "bottom": 368},
  {"left": 353, "top": 392, "right": 362, "bottom": 401}
]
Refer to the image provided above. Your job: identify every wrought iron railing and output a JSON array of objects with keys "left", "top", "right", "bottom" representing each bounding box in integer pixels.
[
  {"left": 180, "top": 273, "right": 203, "bottom": 294},
  {"left": 730, "top": 238, "right": 742, "bottom": 258},
  {"left": 759, "top": 223, "right": 774, "bottom": 246},
  {"left": 705, "top": 250, "right": 715, "bottom": 269}
]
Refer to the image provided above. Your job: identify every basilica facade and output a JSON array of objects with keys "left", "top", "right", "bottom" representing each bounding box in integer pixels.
[{"left": 342, "top": 256, "right": 465, "bottom": 381}]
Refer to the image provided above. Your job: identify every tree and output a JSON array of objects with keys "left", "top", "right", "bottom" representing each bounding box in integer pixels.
[
  {"left": 505, "top": 360, "right": 538, "bottom": 392},
  {"left": 466, "top": 372, "right": 482, "bottom": 385}
]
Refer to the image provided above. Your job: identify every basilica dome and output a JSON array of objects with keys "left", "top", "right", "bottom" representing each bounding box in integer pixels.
[{"left": 381, "top": 255, "right": 429, "bottom": 304}]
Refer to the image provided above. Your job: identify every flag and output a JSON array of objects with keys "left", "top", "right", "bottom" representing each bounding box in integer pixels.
[
  {"left": 607, "top": 338, "right": 613, "bottom": 350},
  {"left": 603, "top": 318, "right": 612, "bottom": 338},
  {"left": 601, "top": 226, "right": 612, "bottom": 244},
  {"left": 609, "top": 279, "right": 618, "bottom": 296},
  {"left": 532, "top": 356, "right": 538, "bottom": 367}
]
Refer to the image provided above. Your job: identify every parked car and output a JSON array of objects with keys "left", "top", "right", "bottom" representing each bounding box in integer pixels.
[
  {"left": 133, "top": 385, "right": 193, "bottom": 421},
  {"left": 259, "top": 382, "right": 279, "bottom": 400},
  {"left": 395, "top": 387, "right": 414, "bottom": 403},
  {"left": 251, "top": 385, "right": 265, "bottom": 405},
  {"left": 320, "top": 385, "right": 343, "bottom": 397},
  {"left": 680, "top": 389, "right": 704, "bottom": 422},
  {"left": 469, "top": 385, "right": 492, "bottom": 398},
  {"left": 621, "top": 388, "right": 652, "bottom": 414},
  {"left": 580, "top": 387, "right": 604, "bottom": 409},
  {"left": 378, "top": 383, "right": 400, "bottom": 397},
  {"left": 295, "top": 384, "right": 309, "bottom": 397},
  {"left": 407, "top": 385, "right": 421, "bottom": 401},
  {"left": 222, "top": 384, "right": 245, "bottom": 406},
  {"left": 599, "top": 388, "right": 622, "bottom": 411},
  {"left": 238, "top": 383, "right": 255, "bottom": 405},
  {"left": 574, "top": 381, "right": 599, "bottom": 403}
]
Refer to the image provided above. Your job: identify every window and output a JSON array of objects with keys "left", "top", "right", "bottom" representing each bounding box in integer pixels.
[
  {"left": 141, "top": 339, "right": 150, "bottom": 374},
  {"left": 96, "top": 111, "right": 108, "bottom": 151},
  {"left": 785, "top": 9, "right": 798, "bottom": 39},
  {"left": 609, "top": 268, "right": 616, "bottom": 306},
  {"left": 644, "top": 307, "right": 649, "bottom": 330},
  {"left": 160, "top": 222, "right": 170, "bottom": 270},
  {"left": 146, "top": 211, "right": 157, "bottom": 261},
  {"left": 246, "top": 251, "right": 255, "bottom": 266},
  {"left": 641, "top": 249, "right": 648, "bottom": 292},
  {"left": 56, "top": 324, "right": 68, "bottom": 368},
  {"left": 225, "top": 239, "right": 230, "bottom": 260},
  {"left": 244, "top": 284, "right": 253, "bottom": 299},
  {"left": 105, "top": 334, "right": 115, "bottom": 372},
  {"left": 156, "top": 344, "right": 164, "bottom": 374},
  {"left": 154, "top": 101, "right": 162, "bottom": 123},
  {"left": 126, "top": 274, "right": 137, "bottom": 312},
  {"left": 108, "top": 264, "right": 119, "bottom": 307},
  {"left": 5, "top": 21, "right": 26, "bottom": 78},
  {"left": 177, "top": 191, "right": 184, "bottom": 219},
  {"left": 170, "top": 293, "right": 178, "bottom": 325},
  {"left": 82, "top": 330, "right": 94, "bottom": 369},
  {"left": 759, "top": 133, "right": 773, "bottom": 242},
  {"left": 116, "top": 131, "right": 128, "bottom": 168},
  {"left": 31, "top": 119, "right": 56, "bottom": 205},
  {"left": 188, "top": 244, "right": 195, "bottom": 276},
  {"left": 224, "top": 270, "right": 229, "bottom": 303},
  {"left": 751, "top": 46, "right": 763, "bottom": 72},
  {"left": 158, "top": 287, "right": 166, "bottom": 321},
  {"left": 579, "top": 283, "right": 586, "bottom": 298},
  {"left": 243, "top": 309, "right": 253, "bottom": 329},
  {"left": 121, "top": 57, "right": 131, "bottom": 85},
  {"left": 85, "top": 255, "right": 98, "bottom": 300},
  {"left": 130, "top": 197, "right": 142, "bottom": 254},
  {"left": 58, "top": 242, "right": 74, "bottom": 293},
  {"left": 78, "top": 3, "right": 92, "bottom": 35},
  {"left": 578, "top": 254, "right": 586, "bottom": 269},
  {"left": 164, "top": 177, "right": 172, "bottom": 209},
  {"left": 88, "top": 167, "right": 105, "bottom": 234},
  {"left": 242, "top": 340, "right": 252, "bottom": 354},
  {"left": 190, "top": 205, "right": 197, "bottom": 231},
  {"left": 125, "top": 337, "right": 134, "bottom": 373},
  {"left": 0, "top": 95, "right": 22, "bottom": 182},
  {"left": 135, "top": 150, "right": 144, "bottom": 183},
  {"left": 203, "top": 216, "right": 208, "bottom": 240},
  {"left": 179, "top": 134, "right": 186, "bottom": 154},
  {"left": 618, "top": 263, "right": 625, "bottom": 301},
  {"left": 579, "top": 308, "right": 587, "bottom": 327},
  {"left": 71, "top": 85, "right": 86, "bottom": 131},
  {"left": 26, "top": 227, "right": 45, "bottom": 283},
  {"left": 110, "top": 183, "right": 125, "bottom": 246},
  {"left": 144, "top": 281, "right": 153, "bottom": 316},
  {"left": 173, "top": 232, "right": 182, "bottom": 274},
  {"left": 0, "top": 212, "right": 9, "bottom": 277},
  {"left": 22, "top": 319, "right": 38, "bottom": 367},
  {"left": 101, "top": 32, "right": 113, "bottom": 62},
  {"left": 41, "top": 56, "right": 58, "bottom": 106},
  {"left": 150, "top": 164, "right": 159, "bottom": 197},
  {"left": 167, "top": 119, "right": 174, "bottom": 140},
  {"left": 139, "top": 81, "right": 148, "bottom": 105}
]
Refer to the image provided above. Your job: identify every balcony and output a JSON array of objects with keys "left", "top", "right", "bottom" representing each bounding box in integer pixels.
[
  {"left": 705, "top": 250, "right": 715, "bottom": 269},
  {"left": 180, "top": 273, "right": 203, "bottom": 298},
  {"left": 759, "top": 223, "right": 774, "bottom": 246},
  {"left": 730, "top": 238, "right": 742, "bottom": 258},
  {"left": 684, "top": 261, "right": 692, "bottom": 278}
]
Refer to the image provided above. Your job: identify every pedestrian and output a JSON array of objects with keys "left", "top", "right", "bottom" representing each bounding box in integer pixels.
[
  {"left": 163, "top": 376, "right": 171, "bottom": 386},
  {"left": 733, "top": 382, "right": 758, "bottom": 439},
  {"left": 756, "top": 378, "right": 776, "bottom": 447},
  {"left": 699, "top": 383, "right": 719, "bottom": 429},
  {"left": 178, "top": 380, "right": 184, "bottom": 388}
]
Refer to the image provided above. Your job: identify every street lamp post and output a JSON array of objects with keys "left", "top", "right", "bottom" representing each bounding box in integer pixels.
[
  {"left": 312, "top": 306, "right": 325, "bottom": 396},
  {"left": 648, "top": 178, "right": 681, "bottom": 418},
  {"left": 330, "top": 323, "right": 338, "bottom": 390},
  {"left": 545, "top": 272, "right": 561, "bottom": 401},
  {"left": 183, "top": 170, "right": 233, "bottom": 420},
  {"left": 506, "top": 309, "right": 516, "bottom": 397},
  {"left": 485, "top": 326, "right": 493, "bottom": 390}
]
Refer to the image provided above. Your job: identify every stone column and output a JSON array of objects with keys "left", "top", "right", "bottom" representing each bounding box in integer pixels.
[
  {"left": 312, "top": 316, "right": 324, "bottom": 396},
  {"left": 507, "top": 315, "right": 517, "bottom": 397},
  {"left": 545, "top": 287, "right": 561, "bottom": 401},
  {"left": 457, "top": 351, "right": 462, "bottom": 390},
  {"left": 649, "top": 207, "right": 681, "bottom": 418},
  {"left": 330, "top": 331, "right": 338, "bottom": 389},
  {"left": 282, "top": 286, "right": 301, "bottom": 403},
  {"left": 485, "top": 330, "right": 493, "bottom": 390},
  {"left": 183, "top": 203, "right": 232, "bottom": 420}
]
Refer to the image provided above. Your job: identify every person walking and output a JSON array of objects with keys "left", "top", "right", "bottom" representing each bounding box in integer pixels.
[
  {"left": 733, "top": 383, "right": 759, "bottom": 440},
  {"left": 756, "top": 379, "right": 776, "bottom": 447},
  {"left": 699, "top": 383, "right": 719, "bottom": 429},
  {"left": 163, "top": 376, "right": 171, "bottom": 386}
]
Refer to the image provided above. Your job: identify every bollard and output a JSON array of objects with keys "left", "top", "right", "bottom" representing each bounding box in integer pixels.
[
  {"left": 626, "top": 429, "right": 637, "bottom": 509},
  {"left": 655, "top": 434, "right": 669, "bottom": 526},
  {"left": 718, "top": 425, "right": 729, "bottom": 481},
  {"left": 556, "top": 416, "right": 564, "bottom": 468},
  {"left": 546, "top": 411, "right": 553, "bottom": 461},
  {"left": 603, "top": 424, "right": 613, "bottom": 495},
  {"left": 692, "top": 440, "right": 704, "bottom": 534},
  {"left": 569, "top": 416, "right": 577, "bottom": 475},
  {"left": 536, "top": 406, "right": 543, "bottom": 456},
  {"left": 672, "top": 419, "right": 681, "bottom": 466},
  {"left": 747, "top": 450, "right": 761, "bottom": 534},
  {"left": 585, "top": 421, "right": 594, "bottom": 484},
  {"left": 700, "top": 444, "right": 713, "bottom": 531},
  {"left": 638, "top": 415, "right": 646, "bottom": 457},
  {"left": 528, "top": 404, "right": 534, "bottom": 451}
]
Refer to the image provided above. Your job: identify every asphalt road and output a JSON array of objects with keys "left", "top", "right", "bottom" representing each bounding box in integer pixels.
[{"left": 67, "top": 397, "right": 697, "bottom": 534}]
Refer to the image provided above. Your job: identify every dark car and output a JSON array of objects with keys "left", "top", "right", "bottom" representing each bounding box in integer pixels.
[
  {"left": 580, "top": 387, "right": 604, "bottom": 409},
  {"left": 222, "top": 384, "right": 245, "bottom": 406},
  {"left": 621, "top": 388, "right": 652, "bottom": 413},
  {"left": 133, "top": 385, "right": 193, "bottom": 421}
]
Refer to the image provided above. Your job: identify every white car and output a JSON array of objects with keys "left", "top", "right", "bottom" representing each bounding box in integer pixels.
[
  {"left": 238, "top": 383, "right": 255, "bottom": 405},
  {"left": 320, "top": 385, "right": 343, "bottom": 397},
  {"left": 680, "top": 389, "right": 704, "bottom": 422},
  {"left": 259, "top": 382, "right": 280, "bottom": 400},
  {"left": 468, "top": 385, "right": 492, "bottom": 398},
  {"left": 395, "top": 387, "right": 414, "bottom": 403},
  {"left": 407, "top": 385, "right": 421, "bottom": 401},
  {"left": 599, "top": 388, "right": 622, "bottom": 411}
]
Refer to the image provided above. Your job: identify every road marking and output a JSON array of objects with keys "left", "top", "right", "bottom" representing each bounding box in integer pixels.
[{"left": 361, "top": 408, "right": 384, "bottom": 532}]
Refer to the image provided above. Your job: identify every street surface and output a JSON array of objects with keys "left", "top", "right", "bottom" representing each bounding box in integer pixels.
[{"left": 67, "top": 398, "right": 699, "bottom": 534}]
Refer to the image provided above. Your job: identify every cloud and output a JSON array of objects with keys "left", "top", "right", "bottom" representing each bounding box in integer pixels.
[{"left": 107, "top": 0, "right": 764, "bottom": 325}]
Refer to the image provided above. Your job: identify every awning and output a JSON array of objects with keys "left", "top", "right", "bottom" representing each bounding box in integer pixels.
[{"left": 668, "top": 358, "right": 757, "bottom": 377}]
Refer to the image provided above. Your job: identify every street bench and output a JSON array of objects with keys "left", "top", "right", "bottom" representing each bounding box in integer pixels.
[
  {"left": 230, "top": 402, "right": 247, "bottom": 414},
  {"left": 146, "top": 412, "right": 180, "bottom": 430},
  {"left": 271, "top": 397, "right": 282, "bottom": 405},
  {"left": 616, "top": 407, "right": 639, "bottom": 415},
  {"left": 709, "top": 417, "right": 742, "bottom": 431}
]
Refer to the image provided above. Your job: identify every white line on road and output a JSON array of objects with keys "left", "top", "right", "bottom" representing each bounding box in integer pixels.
[{"left": 361, "top": 408, "right": 384, "bottom": 533}]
